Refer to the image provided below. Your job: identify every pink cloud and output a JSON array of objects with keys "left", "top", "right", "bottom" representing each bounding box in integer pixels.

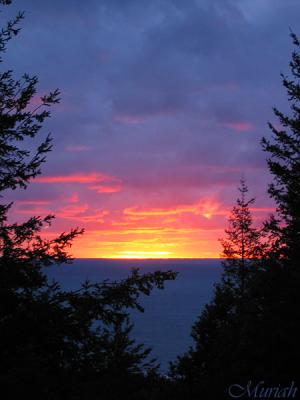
[
  {"left": 114, "top": 107, "right": 178, "bottom": 125},
  {"left": 16, "top": 206, "right": 51, "bottom": 215},
  {"left": 75, "top": 210, "right": 110, "bottom": 223},
  {"left": 16, "top": 199, "right": 51, "bottom": 205},
  {"left": 68, "top": 193, "right": 79, "bottom": 203},
  {"left": 89, "top": 184, "right": 122, "bottom": 193},
  {"left": 56, "top": 206, "right": 109, "bottom": 222},
  {"left": 35, "top": 172, "right": 114, "bottom": 184},
  {"left": 16, "top": 201, "right": 109, "bottom": 224},
  {"left": 56, "top": 204, "right": 89, "bottom": 217},
  {"left": 123, "top": 198, "right": 227, "bottom": 219},
  {"left": 223, "top": 121, "right": 253, "bottom": 132}
]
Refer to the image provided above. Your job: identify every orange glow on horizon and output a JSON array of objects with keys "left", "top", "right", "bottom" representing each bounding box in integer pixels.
[
  {"left": 12, "top": 192, "right": 273, "bottom": 260},
  {"left": 68, "top": 229, "right": 224, "bottom": 259}
]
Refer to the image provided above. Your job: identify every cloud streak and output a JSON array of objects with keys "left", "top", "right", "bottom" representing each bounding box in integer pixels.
[{"left": 35, "top": 173, "right": 111, "bottom": 184}]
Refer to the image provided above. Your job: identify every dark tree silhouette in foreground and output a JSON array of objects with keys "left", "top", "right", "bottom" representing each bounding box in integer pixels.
[
  {"left": 261, "top": 32, "right": 300, "bottom": 267},
  {"left": 169, "top": 33, "right": 300, "bottom": 400},
  {"left": 229, "top": 31, "right": 300, "bottom": 385},
  {"left": 169, "top": 182, "right": 265, "bottom": 399},
  {"left": 252, "top": 30, "right": 300, "bottom": 382},
  {"left": 0, "top": 3, "right": 176, "bottom": 399},
  {"left": 220, "top": 179, "right": 265, "bottom": 298}
]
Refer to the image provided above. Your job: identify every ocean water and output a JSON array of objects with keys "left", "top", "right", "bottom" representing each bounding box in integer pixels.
[{"left": 46, "top": 258, "right": 222, "bottom": 372}]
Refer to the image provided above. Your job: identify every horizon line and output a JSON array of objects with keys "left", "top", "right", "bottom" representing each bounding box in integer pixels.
[{"left": 72, "top": 257, "right": 223, "bottom": 260}]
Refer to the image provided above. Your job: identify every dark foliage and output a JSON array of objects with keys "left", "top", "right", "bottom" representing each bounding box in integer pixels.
[
  {"left": 261, "top": 31, "right": 300, "bottom": 267},
  {"left": 254, "top": 29, "right": 300, "bottom": 382},
  {"left": 0, "top": 3, "right": 177, "bottom": 399},
  {"left": 169, "top": 33, "right": 300, "bottom": 399},
  {"left": 169, "top": 182, "right": 266, "bottom": 399}
]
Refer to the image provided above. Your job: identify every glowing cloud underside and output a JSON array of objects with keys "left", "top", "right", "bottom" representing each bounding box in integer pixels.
[{"left": 12, "top": 180, "right": 273, "bottom": 259}]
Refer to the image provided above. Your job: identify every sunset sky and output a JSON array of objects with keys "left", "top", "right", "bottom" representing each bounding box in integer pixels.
[{"left": 3, "top": 0, "right": 299, "bottom": 258}]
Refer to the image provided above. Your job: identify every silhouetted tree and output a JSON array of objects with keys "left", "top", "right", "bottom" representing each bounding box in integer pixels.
[
  {"left": 169, "top": 33, "right": 300, "bottom": 399},
  {"left": 169, "top": 182, "right": 265, "bottom": 399},
  {"left": 247, "top": 30, "right": 300, "bottom": 382},
  {"left": 261, "top": 31, "right": 300, "bottom": 268},
  {"left": 220, "top": 179, "right": 265, "bottom": 298},
  {"left": 0, "top": 3, "right": 177, "bottom": 399}
]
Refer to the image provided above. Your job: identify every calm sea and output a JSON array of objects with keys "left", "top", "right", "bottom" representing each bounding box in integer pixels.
[{"left": 46, "top": 258, "right": 222, "bottom": 372}]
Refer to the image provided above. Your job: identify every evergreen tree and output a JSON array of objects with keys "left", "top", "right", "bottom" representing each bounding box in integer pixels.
[
  {"left": 169, "top": 33, "right": 300, "bottom": 398},
  {"left": 249, "top": 30, "right": 300, "bottom": 383},
  {"left": 0, "top": 3, "right": 177, "bottom": 398},
  {"left": 170, "top": 33, "right": 300, "bottom": 398},
  {"left": 261, "top": 31, "right": 300, "bottom": 267},
  {"left": 170, "top": 182, "right": 265, "bottom": 399},
  {"left": 220, "top": 179, "right": 265, "bottom": 297}
]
